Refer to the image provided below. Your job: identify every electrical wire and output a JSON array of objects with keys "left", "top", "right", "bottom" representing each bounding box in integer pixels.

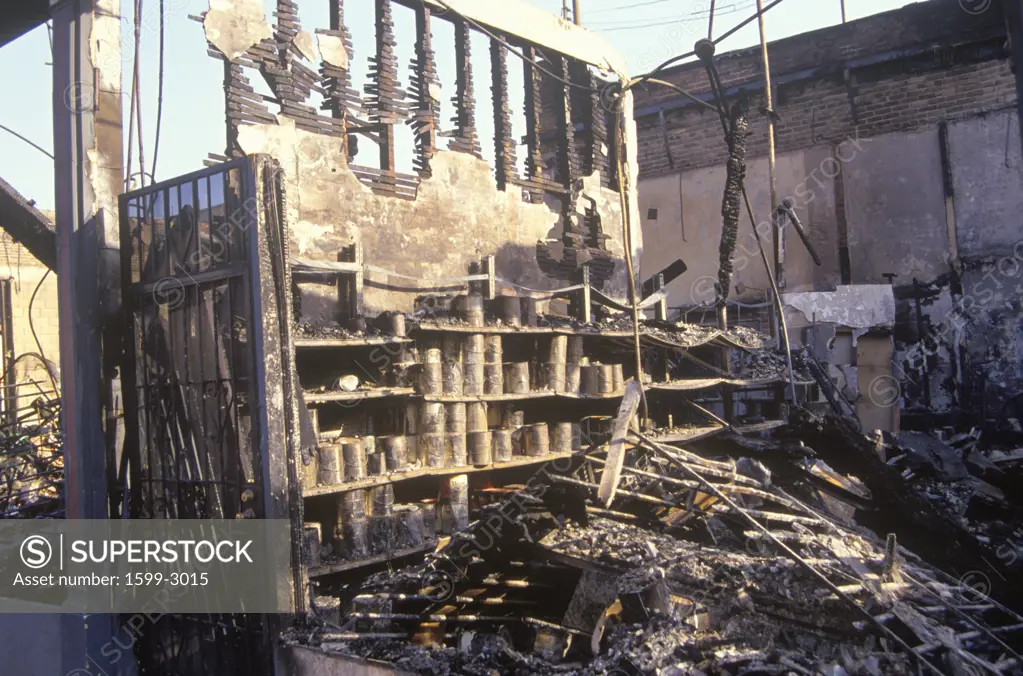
[
  {"left": 428, "top": 0, "right": 607, "bottom": 92},
  {"left": 711, "top": 0, "right": 784, "bottom": 44},
  {"left": 587, "top": 0, "right": 676, "bottom": 13},
  {"left": 28, "top": 269, "right": 60, "bottom": 396},
  {"left": 625, "top": 0, "right": 785, "bottom": 92},
  {"left": 588, "top": 2, "right": 754, "bottom": 27},
  {"left": 0, "top": 123, "right": 54, "bottom": 160},
  {"left": 641, "top": 78, "right": 719, "bottom": 114}
]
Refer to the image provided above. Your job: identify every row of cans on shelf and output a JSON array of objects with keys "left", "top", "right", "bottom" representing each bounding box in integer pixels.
[
  {"left": 307, "top": 417, "right": 586, "bottom": 486},
  {"left": 303, "top": 477, "right": 471, "bottom": 564}
]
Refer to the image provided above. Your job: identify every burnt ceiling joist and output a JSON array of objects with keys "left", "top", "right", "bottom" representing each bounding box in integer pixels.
[
  {"left": 0, "top": 0, "right": 50, "bottom": 49},
  {"left": 0, "top": 176, "right": 57, "bottom": 271}
]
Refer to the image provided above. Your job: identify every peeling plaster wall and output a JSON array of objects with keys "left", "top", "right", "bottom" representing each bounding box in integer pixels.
[
  {"left": 204, "top": 0, "right": 639, "bottom": 321},
  {"left": 843, "top": 129, "right": 951, "bottom": 285},
  {"left": 238, "top": 117, "right": 632, "bottom": 318},
  {"left": 783, "top": 285, "right": 896, "bottom": 329},
  {"left": 639, "top": 145, "right": 840, "bottom": 310}
]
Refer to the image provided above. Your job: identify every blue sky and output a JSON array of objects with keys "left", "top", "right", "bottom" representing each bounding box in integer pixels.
[{"left": 0, "top": 0, "right": 916, "bottom": 211}]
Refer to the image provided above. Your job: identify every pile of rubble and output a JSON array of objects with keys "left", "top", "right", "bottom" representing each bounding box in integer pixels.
[
  {"left": 0, "top": 394, "right": 63, "bottom": 518},
  {"left": 291, "top": 409, "right": 1023, "bottom": 675}
]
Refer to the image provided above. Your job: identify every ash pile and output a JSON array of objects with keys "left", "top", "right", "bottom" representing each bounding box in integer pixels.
[{"left": 292, "top": 408, "right": 1023, "bottom": 675}]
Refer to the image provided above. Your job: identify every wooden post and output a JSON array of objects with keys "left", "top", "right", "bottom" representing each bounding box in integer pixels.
[
  {"left": 579, "top": 264, "right": 592, "bottom": 323},
  {"left": 598, "top": 380, "right": 642, "bottom": 507},
  {"left": 655, "top": 273, "right": 668, "bottom": 322},
  {"left": 338, "top": 241, "right": 363, "bottom": 321}
]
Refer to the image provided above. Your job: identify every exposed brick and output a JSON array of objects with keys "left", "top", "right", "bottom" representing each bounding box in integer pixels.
[{"left": 632, "top": 0, "right": 1014, "bottom": 178}]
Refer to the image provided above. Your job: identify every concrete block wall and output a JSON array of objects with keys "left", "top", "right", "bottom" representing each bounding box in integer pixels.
[
  {"left": 0, "top": 233, "right": 60, "bottom": 389},
  {"left": 631, "top": 0, "right": 1023, "bottom": 422}
]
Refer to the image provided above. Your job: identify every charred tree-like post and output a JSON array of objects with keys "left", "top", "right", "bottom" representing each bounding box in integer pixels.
[
  {"left": 716, "top": 99, "right": 749, "bottom": 422},
  {"left": 491, "top": 37, "right": 517, "bottom": 190},
  {"left": 450, "top": 19, "right": 482, "bottom": 158},
  {"left": 410, "top": 3, "right": 439, "bottom": 177},
  {"left": 367, "top": 0, "right": 406, "bottom": 186},
  {"left": 717, "top": 99, "right": 749, "bottom": 312},
  {"left": 523, "top": 44, "right": 545, "bottom": 200},
  {"left": 322, "top": 0, "right": 361, "bottom": 158}
]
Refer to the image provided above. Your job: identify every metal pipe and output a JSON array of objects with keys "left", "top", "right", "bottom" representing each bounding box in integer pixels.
[
  {"left": 573, "top": 0, "right": 582, "bottom": 25},
  {"left": 755, "top": 0, "right": 782, "bottom": 291}
]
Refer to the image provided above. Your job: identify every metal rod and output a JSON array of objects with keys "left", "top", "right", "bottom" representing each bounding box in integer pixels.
[
  {"left": 573, "top": 0, "right": 582, "bottom": 25},
  {"left": 639, "top": 437, "right": 946, "bottom": 674},
  {"left": 755, "top": 0, "right": 781, "bottom": 292}
]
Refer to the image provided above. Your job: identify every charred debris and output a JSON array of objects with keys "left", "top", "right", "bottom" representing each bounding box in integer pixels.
[{"left": 286, "top": 294, "right": 1023, "bottom": 676}]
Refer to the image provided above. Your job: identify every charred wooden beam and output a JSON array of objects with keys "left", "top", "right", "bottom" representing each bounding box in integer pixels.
[
  {"left": 320, "top": 1, "right": 362, "bottom": 156},
  {"left": 491, "top": 37, "right": 517, "bottom": 190},
  {"left": 449, "top": 19, "right": 482, "bottom": 158},
  {"left": 0, "top": 177, "right": 57, "bottom": 271},
  {"left": 556, "top": 55, "right": 580, "bottom": 190},
  {"left": 585, "top": 69, "right": 610, "bottom": 187},
  {"left": 410, "top": 3, "right": 439, "bottom": 177},
  {"left": 522, "top": 44, "right": 545, "bottom": 201},
  {"left": 366, "top": 0, "right": 407, "bottom": 181}
]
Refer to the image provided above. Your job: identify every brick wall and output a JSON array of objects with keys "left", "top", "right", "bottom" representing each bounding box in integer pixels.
[
  {"left": 632, "top": 0, "right": 1015, "bottom": 177},
  {"left": 0, "top": 225, "right": 60, "bottom": 390}
]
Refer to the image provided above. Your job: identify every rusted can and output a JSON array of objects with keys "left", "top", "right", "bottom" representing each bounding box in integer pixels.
[
  {"left": 420, "top": 402, "right": 446, "bottom": 434},
  {"left": 505, "top": 363, "right": 530, "bottom": 394},
  {"left": 612, "top": 364, "right": 625, "bottom": 392},
  {"left": 369, "top": 483, "right": 395, "bottom": 517},
  {"left": 520, "top": 296, "right": 538, "bottom": 327},
  {"left": 447, "top": 432, "right": 467, "bottom": 467},
  {"left": 420, "top": 433, "right": 446, "bottom": 468},
  {"left": 468, "top": 431, "right": 493, "bottom": 466},
  {"left": 598, "top": 364, "right": 615, "bottom": 394},
  {"left": 420, "top": 499, "right": 438, "bottom": 539},
  {"left": 317, "top": 443, "right": 343, "bottom": 485},
  {"left": 467, "top": 402, "right": 488, "bottom": 431},
  {"left": 381, "top": 435, "right": 409, "bottom": 473},
  {"left": 496, "top": 296, "right": 521, "bottom": 326},
  {"left": 303, "top": 522, "right": 322, "bottom": 568},
  {"left": 445, "top": 403, "right": 467, "bottom": 432},
  {"left": 342, "top": 440, "right": 366, "bottom": 481},
  {"left": 455, "top": 293, "right": 485, "bottom": 326},
  {"left": 420, "top": 362, "right": 443, "bottom": 394},
  {"left": 581, "top": 364, "right": 600, "bottom": 395},
  {"left": 550, "top": 422, "right": 574, "bottom": 454},
  {"left": 526, "top": 423, "right": 550, "bottom": 457},
  {"left": 493, "top": 429, "right": 513, "bottom": 462}
]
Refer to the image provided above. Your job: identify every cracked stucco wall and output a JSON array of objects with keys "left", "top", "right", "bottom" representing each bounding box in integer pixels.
[
  {"left": 238, "top": 117, "right": 633, "bottom": 320},
  {"left": 210, "top": 0, "right": 639, "bottom": 321}
]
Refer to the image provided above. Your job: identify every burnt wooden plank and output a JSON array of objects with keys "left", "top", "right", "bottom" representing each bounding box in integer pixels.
[{"left": 491, "top": 37, "right": 517, "bottom": 189}]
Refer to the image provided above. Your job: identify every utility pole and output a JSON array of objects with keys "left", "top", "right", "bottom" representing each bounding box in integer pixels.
[
  {"left": 840, "top": 0, "right": 847, "bottom": 23},
  {"left": 52, "top": 0, "right": 124, "bottom": 672},
  {"left": 573, "top": 0, "right": 582, "bottom": 25},
  {"left": 562, "top": 0, "right": 569, "bottom": 20}
]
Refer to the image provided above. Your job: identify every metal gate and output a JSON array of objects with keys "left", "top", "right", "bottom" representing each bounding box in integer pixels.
[{"left": 118, "top": 155, "right": 304, "bottom": 674}]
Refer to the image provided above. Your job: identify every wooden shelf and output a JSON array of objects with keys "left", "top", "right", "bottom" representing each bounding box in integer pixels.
[
  {"left": 303, "top": 450, "right": 582, "bottom": 498},
  {"left": 303, "top": 378, "right": 781, "bottom": 406},
  {"left": 295, "top": 337, "right": 411, "bottom": 348},
  {"left": 308, "top": 542, "right": 436, "bottom": 578},
  {"left": 411, "top": 321, "right": 632, "bottom": 337},
  {"left": 303, "top": 387, "right": 415, "bottom": 404}
]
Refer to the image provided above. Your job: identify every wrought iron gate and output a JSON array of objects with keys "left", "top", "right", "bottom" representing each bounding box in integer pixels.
[{"left": 118, "top": 155, "right": 304, "bottom": 675}]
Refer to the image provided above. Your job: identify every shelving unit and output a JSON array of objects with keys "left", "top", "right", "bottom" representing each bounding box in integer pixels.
[{"left": 290, "top": 253, "right": 803, "bottom": 584}]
